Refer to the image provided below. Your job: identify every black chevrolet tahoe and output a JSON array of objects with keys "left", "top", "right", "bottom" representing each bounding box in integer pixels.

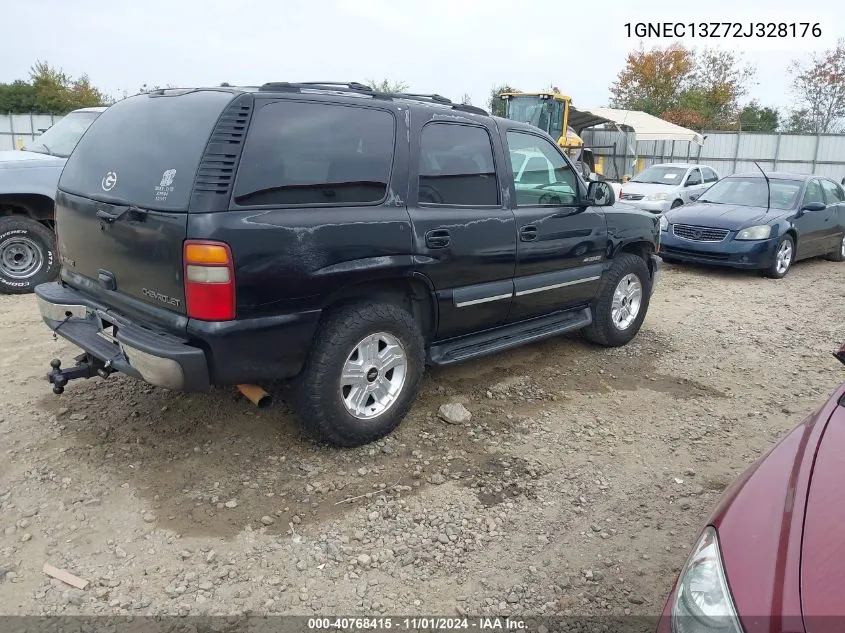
[{"left": 35, "top": 82, "right": 661, "bottom": 447}]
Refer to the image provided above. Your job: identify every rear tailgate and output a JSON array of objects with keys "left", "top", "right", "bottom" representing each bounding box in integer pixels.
[{"left": 56, "top": 89, "right": 236, "bottom": 321}]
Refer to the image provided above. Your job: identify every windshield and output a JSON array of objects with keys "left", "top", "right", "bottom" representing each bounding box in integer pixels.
[
  {"left": 506, "top": 96, "right": 554, "bottom": 131},
  {"left": 23, "top": 110, "right": 101, "bottom": 158},
  {"left": 630, "top": 165, "right": 688, "bottom": 184},
  {"left": 698, "top": 177, "right": 802, "bottom": 210}
]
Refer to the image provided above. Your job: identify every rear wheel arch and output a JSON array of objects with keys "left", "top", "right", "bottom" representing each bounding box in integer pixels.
[{"left": 321, "top": 275, "right": 437, "bottom": 341}]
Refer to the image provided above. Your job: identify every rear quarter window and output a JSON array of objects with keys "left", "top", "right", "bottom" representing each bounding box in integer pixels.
[
  {"left": 59, "top": 90, "right": 235, "bottom": 211},
  {"left": 233, "top": 101, "right": 396, "bottom": 207}
]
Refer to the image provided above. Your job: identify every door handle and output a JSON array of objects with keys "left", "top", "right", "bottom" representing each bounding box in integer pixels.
[
  {"left": 520, "top": 225, "right": 538, "bottom": 242},
  {"left": 425, "top": 229, "right": 451, "bottom": 249}
]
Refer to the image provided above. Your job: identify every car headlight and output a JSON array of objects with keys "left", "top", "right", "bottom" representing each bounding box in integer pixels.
[
  {"left": 646, "top": 192, "right": 670, "bottom": 201},
  {"left": 660, "top": 215, "right": 669, "bottom": 232},
  {"left": 671, "top": 526, "right": 742, "bottom": 633},
  {"left": 734, "top": 225, "right": 771, "bottom": 240}
]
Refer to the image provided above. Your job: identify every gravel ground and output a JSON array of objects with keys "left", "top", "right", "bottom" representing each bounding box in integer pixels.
[{"left": 1, "top": 258, "right": 844, "bottom": 626}]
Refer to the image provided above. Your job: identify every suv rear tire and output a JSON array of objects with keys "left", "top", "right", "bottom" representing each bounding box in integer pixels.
[
  {"left": 584, "top": 253, "right": 652, "bottom": 347},
  {"left": 293, "top": 301, "right": 425, "bottom": 447},
  {"left": 0, "top": 216, "right": 59, "bottom": 295}
]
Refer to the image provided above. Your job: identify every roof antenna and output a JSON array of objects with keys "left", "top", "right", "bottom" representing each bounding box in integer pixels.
[{"left": 753, "top": 161, "right": 770, "bottom": 212}]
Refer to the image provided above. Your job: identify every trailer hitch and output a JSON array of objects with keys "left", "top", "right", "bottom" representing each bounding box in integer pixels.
[{"left": 46, "top": 353, "right": 113, "bottom": 394}]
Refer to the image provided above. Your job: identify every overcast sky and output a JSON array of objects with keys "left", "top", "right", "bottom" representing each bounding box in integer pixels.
[{"left": 2, "top": 0, "right": 840, "bottom": 114}]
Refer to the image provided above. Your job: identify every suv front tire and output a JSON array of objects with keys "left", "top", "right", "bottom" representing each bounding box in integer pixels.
[
  {"left": 584, "top": 253, "right": 652, "bottom": 347},
  {"left": 293, "top": 301, "right": 425, "bottom": 446}
]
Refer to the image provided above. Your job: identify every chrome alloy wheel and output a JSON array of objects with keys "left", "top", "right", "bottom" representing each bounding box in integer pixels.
[
  {"left": 611, "top": 273, "right": 643, "bottom": 330},
  {"left": 340, "top": 331, "right": 408, "bottom": 420},
  {"left": 776, "top": 240, "right": 793, "bottom": 275}
]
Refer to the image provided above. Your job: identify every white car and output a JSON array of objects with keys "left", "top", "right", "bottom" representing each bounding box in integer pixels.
[
  {"left": 0, "top": 106, "right": 106, "bottom": 294},
  {"left": 619, "top": 163, "right": 720, "bottom": 214}
]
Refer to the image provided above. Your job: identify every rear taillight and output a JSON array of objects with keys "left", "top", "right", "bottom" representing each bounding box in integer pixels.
[{"left": 183, "top": 240, "right": 235, "bottom": 321}]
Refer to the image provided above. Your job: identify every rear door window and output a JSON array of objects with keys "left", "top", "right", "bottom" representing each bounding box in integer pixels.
[
  {"left": 417, "top": 123, "right": 499, "bottom": 206},
  {"left": 59, "top": 90, "right": 235, "bottom": 211},
  {"left": 233, "top": 101, "right": 395, "bottom": 207}
]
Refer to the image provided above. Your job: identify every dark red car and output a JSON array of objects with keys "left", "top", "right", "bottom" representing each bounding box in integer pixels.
[{"left": 657, "top": 346, "right": 845, "bottom": 633}]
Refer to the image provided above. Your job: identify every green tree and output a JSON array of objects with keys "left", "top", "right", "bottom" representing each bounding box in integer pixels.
[
  {"left": 610, "top": 44, "right": 756, "bottom": 130},
  {"left": 784, "top": 108, "right": 816, "bottom": 133},
  {"left": 787, "top": 38, "right": 845, "bottom": 133},
  {"left": 28, "top": 60, "right": 73, "bottom": 113},
  {"left": 610, "top": 44, "right": 695, "bottom": 116},
  {"left": 365, "top": 79, "right": 409, "bottom": 93},
  {"left": 0, "top": 60, "right": 108, "bottom": 114},
  {"left": 0, "top": 80, "right": 37, "bottom": 112},
  {"left": 739, "top": 101, "right": 780, "bottom": 132},
  {"left": 489, "top": 84, "right": 519, "bottom": 117},
  {"left": 692, "top": 48, "right": 756, "bottom": 129}
]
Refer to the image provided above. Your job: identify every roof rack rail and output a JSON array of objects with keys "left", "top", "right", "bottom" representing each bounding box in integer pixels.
[
  {"left": 258, "top": 81, "right": 372, "bottom": 93},
  {"left": 256, "top": 82, "right": 490, "bottom": 116},
  {"left": 395, "top": 92, "right": 452, "bottom": 104},
  {"left": 381, "top": 92, "right": 489, "bottom": 116}
]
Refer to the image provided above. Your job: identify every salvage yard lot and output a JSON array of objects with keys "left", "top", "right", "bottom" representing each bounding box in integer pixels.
[{"left": 1, "top": 260, "right": 844, "bottom": 619}]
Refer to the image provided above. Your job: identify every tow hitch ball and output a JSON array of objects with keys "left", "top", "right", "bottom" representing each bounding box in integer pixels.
[{"left": 46, "top": 354, "right": 112, "bottom": 395}]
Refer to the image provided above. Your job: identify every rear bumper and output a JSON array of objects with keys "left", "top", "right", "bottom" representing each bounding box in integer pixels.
[
  {"left": 34, "top": 282, "right": 322, "bottom": 391},
  {"left": 35, "top": 282, "right": 211, "bottom": 391}
]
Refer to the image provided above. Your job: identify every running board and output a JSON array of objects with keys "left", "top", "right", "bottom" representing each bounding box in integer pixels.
[{"left": 428, "top": 307, "right": 592, "bottom": 366}]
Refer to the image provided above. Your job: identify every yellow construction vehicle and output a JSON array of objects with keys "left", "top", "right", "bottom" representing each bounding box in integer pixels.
[{"left": 499, "top": 90, "right": 606, "bottom": 178}]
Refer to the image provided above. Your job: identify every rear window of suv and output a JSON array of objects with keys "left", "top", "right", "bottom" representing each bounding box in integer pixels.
[
  {"left": 233, "top": 101, "right": 395, "bottom": 207},
  {"left": 59, "top": 89, "right": 235, "bottom": 211}
]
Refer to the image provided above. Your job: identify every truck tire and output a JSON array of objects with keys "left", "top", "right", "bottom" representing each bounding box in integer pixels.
[
  {"left": 583, "top": 253, "right": 652, "bottom": 347},
  {"left": 293, "top": 301, "right": 425, "bottom": 447},
  {"left": 0, "top": 216, "right": 59, "bottom": 295}
]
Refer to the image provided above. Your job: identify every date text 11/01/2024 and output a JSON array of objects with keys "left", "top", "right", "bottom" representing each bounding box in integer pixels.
[
  {"left": 624, "top": 22, "right": 822, "bottom": 38},
  {"left": 307, "top": 617, "right": 527, "bottom": 630}
]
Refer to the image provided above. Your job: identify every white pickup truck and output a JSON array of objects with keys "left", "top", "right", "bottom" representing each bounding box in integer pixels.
[{"left": 0, "top": 106, "right": 106, "bottom": 294}]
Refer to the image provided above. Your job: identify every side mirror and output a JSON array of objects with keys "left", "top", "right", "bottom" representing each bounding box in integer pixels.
[
  {"left": 586, "top": 181, "right": 615, "bottom": 207},
  {"left": 802, "top": 201, "right": 826, "bottom": 212},
  {"left": 685, "top": 178, "right": 701, "bottom": 187}
]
